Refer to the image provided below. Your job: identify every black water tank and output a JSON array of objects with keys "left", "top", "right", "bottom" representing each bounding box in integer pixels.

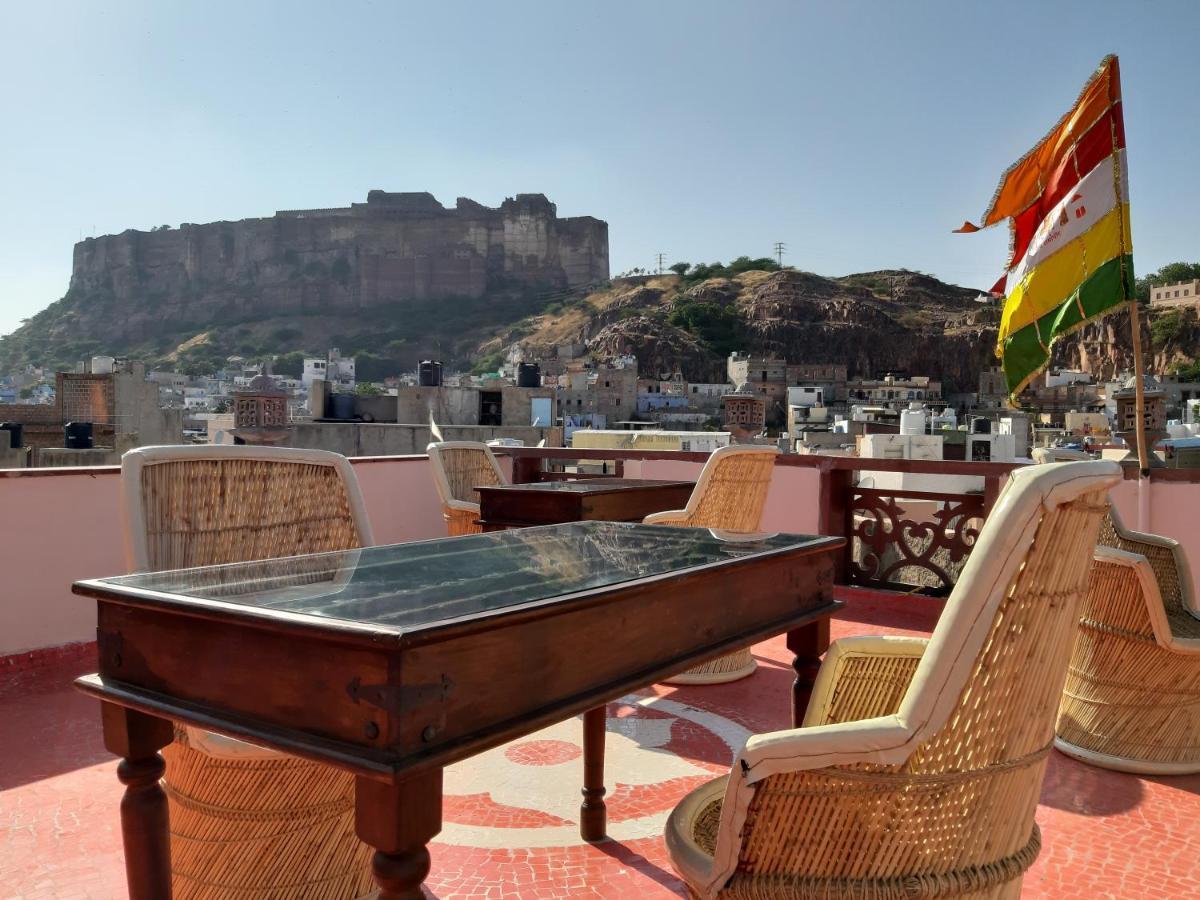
[
  {"left": 970, "top": 417, "right": 991, "bottom": 435},
  {"left": 327, "top": 393, "right": 356, "bottom": 420},
  {"left": 418, "top": 360, "right": 444, "bottom": 387},
  {"left": 517, "top": 362, "right": 541, "bottom": 389},
  {"left": 0, "top": 422, "right": 21, "bottom": 449},
  {"left": 64, "top": 421, "right": 94, "bottom": 449}
]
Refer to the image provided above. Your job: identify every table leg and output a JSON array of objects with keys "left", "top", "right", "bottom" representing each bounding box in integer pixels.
[
  {"left": 787, "top": 618, "right": 831, "bottom": 727},
  {"left": 100, "top": 702, "right": 174, "bottom": 900},
  {"left": 356, "top": 770, "right": 443, "bottom": 900},
  {"left": 580, "top": 705, "right": 607, "bottom": 842}
]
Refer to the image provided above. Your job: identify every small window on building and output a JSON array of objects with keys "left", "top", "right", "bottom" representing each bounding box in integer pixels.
[
  {"left": 605, "top": 381, "right": 610, "bottom": 388},
  {"left": 692, "top": 386, "right": 698, "bottom": 393}
]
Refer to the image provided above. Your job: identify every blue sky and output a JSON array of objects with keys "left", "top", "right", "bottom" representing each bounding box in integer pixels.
[{"left": 2, "top": 0, "right": 1197, "bottom": 337}]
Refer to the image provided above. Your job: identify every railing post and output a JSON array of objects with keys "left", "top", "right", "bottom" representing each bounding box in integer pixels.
[{"left": 817, "top": 464, "right": 854, "bottom": 585}]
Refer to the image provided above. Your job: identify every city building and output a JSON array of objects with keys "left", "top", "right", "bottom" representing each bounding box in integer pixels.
[
  {"left": 1149, "top": 279, "right": 1200, "bottom": 309},
  {"left": 0, "top": 359, "right": 183, "bottom": 467},
  {"left": 721, "top": 383, "right": 767, "bottom": 435},
  {"left": 303, "top": 349, "right": 356, "bottom": 389},
  {"left": 845, "top": 374, "right": 942, "bottom": 407}
]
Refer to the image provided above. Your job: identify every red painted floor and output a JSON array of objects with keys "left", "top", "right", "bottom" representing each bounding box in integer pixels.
[{"left": 3, "top": 593, "right": 1199, "bottom": 899}]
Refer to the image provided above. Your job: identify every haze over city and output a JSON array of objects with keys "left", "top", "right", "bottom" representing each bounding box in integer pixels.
[{"left": 3, "top": 0, "right": 1199, "bottom": 335}]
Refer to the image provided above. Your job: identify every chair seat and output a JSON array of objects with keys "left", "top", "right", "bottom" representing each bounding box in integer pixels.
[
  {"left": 662, "top": 648, "right": 757, "bottom": 685},
  {"left": 664, "top": 775, "right": 726, "bottom": 894}
]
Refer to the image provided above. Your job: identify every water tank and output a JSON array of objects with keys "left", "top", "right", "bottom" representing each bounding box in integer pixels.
[
  {"left": 64, "top": 421, "right": 94, "bottom": 449},
  {"left": 899, "top": 408, "right": 926, "bottom": 436},
  {"left": 418, "top": 360, "right": 443, "bottom": 387},
  {"left": 91, "top": 355, "right": 115, "bottom": 374},
  {"left": 327, "top": 393, "right": 356, "bottom": 420},
  {"left": 970, "top": 416, "right": 992, "bottom": 435},
  {"left": 0, "top": 422, "right": 22, "bottom": 449},
  {"left": 517, "top": 362, "right": 541, "bottom": 389}
]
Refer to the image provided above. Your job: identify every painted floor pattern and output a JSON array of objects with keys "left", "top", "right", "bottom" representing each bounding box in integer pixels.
[{"left": 2, "top": 593, "right": 1198, "bottom": 899}]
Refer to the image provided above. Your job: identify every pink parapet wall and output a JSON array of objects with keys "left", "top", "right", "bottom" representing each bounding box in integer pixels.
[
  {"left": 2, "top": 453, "right": 1198, "bottom": 660},
  {"left": 1108, "top": 476, "right": 1200, "bottom": 566},
  {"left": 0, "top": 456, "right": 449, "bottom": 657}
]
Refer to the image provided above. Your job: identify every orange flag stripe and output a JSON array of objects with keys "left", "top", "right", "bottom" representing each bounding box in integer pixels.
[{"left": 976, "top": 56, "right": 1119, "bottom": 229}]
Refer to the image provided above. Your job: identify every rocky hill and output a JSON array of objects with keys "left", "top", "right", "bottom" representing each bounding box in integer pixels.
[
  {"left": 8, "top": 227, "right": 1182, "bottom": 391},
  {"left": 498, "top": 268, "right": 1000, "bottom": 390}
]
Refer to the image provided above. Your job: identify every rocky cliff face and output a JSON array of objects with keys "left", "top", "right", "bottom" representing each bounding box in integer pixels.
[
  {"left": 521, "top": 269, "right": 998, "bottom": 389},
  {"left": 1056, "top": 305, "right": 1200, "bottom": 379}
]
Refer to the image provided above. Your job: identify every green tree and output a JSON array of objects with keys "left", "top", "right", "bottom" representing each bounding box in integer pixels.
[
  {"left": 272, "top": 351, "right": 306, "bottom": 379},
  {"left": 668, "top": 300, "right": 743, "bottom": 357},
  {"left": 1135, "top": 261, "right": 1200, "bottom": 302},
  {"left": 669, "top": 262, "right": 691, "bottom": 276},
  {"left": 354, "top": 383, "right": 383, "bottom": 396}
]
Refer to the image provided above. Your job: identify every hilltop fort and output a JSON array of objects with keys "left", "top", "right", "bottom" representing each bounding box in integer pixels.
[{"left": 58, "top": 191, "right": 607, "bottom": 347}]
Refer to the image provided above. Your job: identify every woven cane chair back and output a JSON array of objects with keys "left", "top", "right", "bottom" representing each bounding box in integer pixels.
[
  {"left": 428, "top": 441, "right": 505, "bottom": 504},
  {"left": 426, "top": 441, "right": 506, "bottom": 536},
  {"left": 673, "top": 445, "right": 779, "bottom": 531},
  {"left": 122, "top": 445, "right": 373, "bottom": 572}
]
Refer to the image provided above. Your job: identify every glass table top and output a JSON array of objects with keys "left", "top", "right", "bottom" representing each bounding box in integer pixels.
[{"left": 94, "top": 522, "right": 834, "bottom": 632}]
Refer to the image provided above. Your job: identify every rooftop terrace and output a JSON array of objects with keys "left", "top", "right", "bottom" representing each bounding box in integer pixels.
[{"left": 2, "top": 449, "right": 1199, "bottom": 898}]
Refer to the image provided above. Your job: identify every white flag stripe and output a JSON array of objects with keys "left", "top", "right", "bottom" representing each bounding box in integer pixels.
[{"left": 1008, "top": 149, "right": 1128, "bottom": 290}]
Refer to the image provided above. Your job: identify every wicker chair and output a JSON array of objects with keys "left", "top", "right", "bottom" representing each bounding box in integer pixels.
[
  {"left": 121, "top": 445, "right": 377, "bottom": 900},
  {"left": 644, "top": 445, "right": 780, "bottom": 684},
  {"left": 427, "top": 441, "right": 506, "bottom": 536},
  {"left": 1054, "top": 504, "right": 1200, "bottom": 774},
  {"left": 665, "top": 460, "right": 1121, "bottom": 899},
  {"left": 1031, "top": 446, "right": 1093, "bottom": 463}
]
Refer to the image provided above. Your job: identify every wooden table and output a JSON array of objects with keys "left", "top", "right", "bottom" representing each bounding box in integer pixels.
[
  {"left": 74, "top": 522, "right": 843, "bottom": 899},
  {"left": 475, "top": 477, "right": 695, "bottom": 531}
]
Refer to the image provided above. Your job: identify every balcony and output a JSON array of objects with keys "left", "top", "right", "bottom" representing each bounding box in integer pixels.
[{"left": 3, "top": 449, "right": 1199, "bottom": 898}]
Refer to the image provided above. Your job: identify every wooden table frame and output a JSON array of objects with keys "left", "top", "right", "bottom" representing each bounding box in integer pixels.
[
  {"left": 75, "top": 532, "right": 843, "bottom": 900},
  {"left": 475, "top": 478, "right": 695, "bottom": 531}
]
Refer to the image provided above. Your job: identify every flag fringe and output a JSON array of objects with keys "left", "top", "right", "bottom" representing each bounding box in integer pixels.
[{"left": 979, "top": 54, "right": 1118, "bottom": 230}]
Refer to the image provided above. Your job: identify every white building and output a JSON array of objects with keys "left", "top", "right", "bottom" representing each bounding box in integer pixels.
[{"left": 302, "top": 350, "right": 356, "bottom": 389}]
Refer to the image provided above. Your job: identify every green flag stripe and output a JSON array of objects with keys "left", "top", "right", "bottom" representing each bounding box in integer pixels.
[{"left": 1001, "top": 253, "right": 1134, "bottom": 396}]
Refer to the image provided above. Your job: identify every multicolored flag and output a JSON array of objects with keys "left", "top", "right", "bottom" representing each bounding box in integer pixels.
[{"left": 957, "top": 55, "right": 1133, "bottom": 396}]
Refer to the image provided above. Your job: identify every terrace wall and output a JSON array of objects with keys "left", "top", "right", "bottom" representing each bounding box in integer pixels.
[
  {"left": 1, "top": 452, "right": 1196, "bottom": 659},
  {"left": 0, "top": 456, "right": 448, "bottom": 657}
]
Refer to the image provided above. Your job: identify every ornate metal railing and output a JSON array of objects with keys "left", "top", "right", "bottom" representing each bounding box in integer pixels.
[
  {"left": 849, "top": 487, "right": 985, "bottom": 596},
  {"left": 504, "top": 447, "right": 1022, "bottom": 597}
]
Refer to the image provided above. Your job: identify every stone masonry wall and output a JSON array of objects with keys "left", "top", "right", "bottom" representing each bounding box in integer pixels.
[{"left": 67, "top": 192, "right": 609, "bottom": 344}]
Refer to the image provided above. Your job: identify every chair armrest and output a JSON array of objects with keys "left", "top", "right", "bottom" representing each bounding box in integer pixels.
[
  {"left": 644, "top": 509, "right": 688, "bottom": 526},
  {"left": 703, "top": 712, "right": 917, "bottom": 897},
  {"left": 1094, "top": 547, "right": 1200, "bottom": 654},
  {"left": 802, "top": 636, "right": 928, "bottom": 727},
  {"left": 1103, "top": 529, "right": 1197, "bottom": 617}
]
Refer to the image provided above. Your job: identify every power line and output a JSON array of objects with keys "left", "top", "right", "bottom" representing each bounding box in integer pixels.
[
  {"left": 774, "top": 242, "right": 786, "bottom": 267},
  {"left": 655, "top": 252, "right": 666, "bottom": 275}
]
